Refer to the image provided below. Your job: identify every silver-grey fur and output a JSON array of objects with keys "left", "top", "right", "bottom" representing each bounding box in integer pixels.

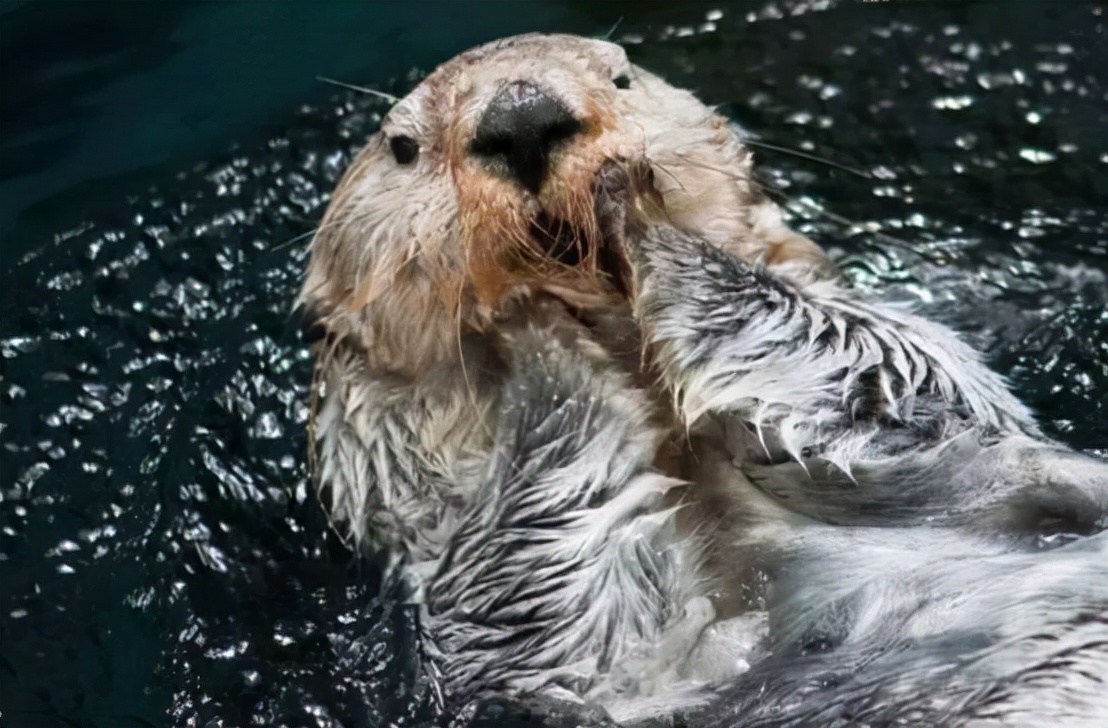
[
  {"left": 613, "top": 188, "right": 1108, "bottom": 725},
  {"left": 301, "top": 33, "right": 1108, "bottom": 727}
]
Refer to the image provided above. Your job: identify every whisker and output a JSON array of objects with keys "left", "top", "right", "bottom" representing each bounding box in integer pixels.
[
  {"left": 272, "top": 200, "right": 365, "bottom": 254},
  {"left": 316, "top": 76, "right": 400, "bottom": 105},
  {"left": 754, "top": 180, "right": 953, "bottom": 255},
  {"left": 454, "top": 279, "right": 473, "bottom": 394},
  {"left": 454, "top": 274, "right": 497, "bottom": 446},
  {"left": 666, "top": 152, "right": 954, "bottom": 259},
  {"left": 741, "top": 138, "right": 872, "bottom": 179},
  {"left": 649, "top": 160, "right": 689, "bottom": 193},
  {"left": 602, "top": 17, "right": 624, "bottom": 41},
  {"left": 784, "top": 198, "right": 961, "bottom": 253},
  {"left": 271, "top": 227, "right": 319, "bottom": 253}
]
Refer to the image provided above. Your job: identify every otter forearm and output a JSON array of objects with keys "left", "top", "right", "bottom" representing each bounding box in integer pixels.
[
  {"left": 628, "top": 222, "right": 1108, "bottom": 535},
  {"left": 631, "top": 224, "right": 1031, "bottom": 435},
  {"left": 425, "top": 317, "right": 706, "bottom": 703}
]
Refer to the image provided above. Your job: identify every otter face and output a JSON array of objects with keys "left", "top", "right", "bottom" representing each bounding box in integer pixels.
[{"left": 302, "top": 33, "right": 822, "bottom": 372}]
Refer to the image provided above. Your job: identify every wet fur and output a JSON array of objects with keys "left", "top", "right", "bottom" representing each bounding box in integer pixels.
[
  {"left": 618, "top": 194, "right": 1108, "bottom": 725},
  {"left": 301, "top": 34, "right": 1108, "bottom": 726}
]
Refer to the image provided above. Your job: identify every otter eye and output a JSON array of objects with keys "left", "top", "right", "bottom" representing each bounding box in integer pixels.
[
  {"left": 389, "top": 135, "right": 419, "bottom": 165},
  {"left": 613, "top": 74, "right": 631, "bottom": 90}
]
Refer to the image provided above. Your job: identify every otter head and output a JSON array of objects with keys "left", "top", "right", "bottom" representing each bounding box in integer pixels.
[{"left": 301, "top": 33, "right": 824, "bottom": 374}]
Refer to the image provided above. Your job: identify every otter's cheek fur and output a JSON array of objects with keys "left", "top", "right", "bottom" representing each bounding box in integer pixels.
[{"left": 299, "top": 33, "right": 1108, "bottom": 725}]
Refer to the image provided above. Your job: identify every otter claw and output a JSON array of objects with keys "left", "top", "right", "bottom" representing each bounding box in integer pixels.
[
  {"left": 594, "top": 159, "right": 656, "bottom": 214},
  {"left": 593, "top": 159, "right": 664, "bottom": 299},
  {"left": 594, "top": 161, "right": 651, "bottom": 298},
  {"left": 594, "top": 161, "right": 632, "bottom": 235}
]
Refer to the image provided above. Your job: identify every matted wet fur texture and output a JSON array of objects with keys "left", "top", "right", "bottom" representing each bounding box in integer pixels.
[{"left": 299, "top": 33, "right": 1108, "bottom": 726}]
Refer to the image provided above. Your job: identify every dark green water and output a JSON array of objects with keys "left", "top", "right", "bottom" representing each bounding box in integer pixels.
[{"left": 1, "top": 1, "right": 1106, "bottom": 726}]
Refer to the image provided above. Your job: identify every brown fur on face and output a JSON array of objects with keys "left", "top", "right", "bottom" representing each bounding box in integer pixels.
[{"left": 300, "top": 33, "right": 828, "bottom": 375}]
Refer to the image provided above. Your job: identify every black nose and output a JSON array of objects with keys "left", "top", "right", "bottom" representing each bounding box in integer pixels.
[{"left": 470, "top": 80, "right": 582, "bottom": 193}]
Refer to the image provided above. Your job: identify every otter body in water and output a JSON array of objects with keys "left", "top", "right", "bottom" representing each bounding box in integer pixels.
[{"left": 300, "top": 34, "right": 1108, "bottom": 725}]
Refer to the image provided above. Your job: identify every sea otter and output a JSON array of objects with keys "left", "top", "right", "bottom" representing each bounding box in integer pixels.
[{"left": 299, "top": 33, "right": 1108, "bottom": 725}]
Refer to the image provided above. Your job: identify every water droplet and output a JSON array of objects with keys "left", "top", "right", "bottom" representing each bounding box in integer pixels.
[
  {"left": 253, "top": 412, "right": 284, "bottom": 439},
  {"left": 931, "top": 95, "right": 974, "bottom": 110},
  {"left": 1019, "top": 148, "right": 1056, "bottom": 164}
]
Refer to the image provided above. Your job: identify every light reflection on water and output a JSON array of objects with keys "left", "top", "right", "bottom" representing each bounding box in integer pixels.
[{"left": 1, "top": 2, "right": 1106, "bottom": 726}]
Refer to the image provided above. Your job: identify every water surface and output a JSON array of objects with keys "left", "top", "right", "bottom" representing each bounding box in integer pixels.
[{"left": 2, "top": 2, "right": 1105, "bottom": 726}]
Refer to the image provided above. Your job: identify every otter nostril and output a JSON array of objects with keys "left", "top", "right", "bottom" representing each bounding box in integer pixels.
[{"left": 470, "top": 80, "right": 582, "bottom": 193}]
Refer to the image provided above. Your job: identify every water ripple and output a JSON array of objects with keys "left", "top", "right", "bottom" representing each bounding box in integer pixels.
[{"left": 2, "top": 2, "right": 1105, "bottom": 726}]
